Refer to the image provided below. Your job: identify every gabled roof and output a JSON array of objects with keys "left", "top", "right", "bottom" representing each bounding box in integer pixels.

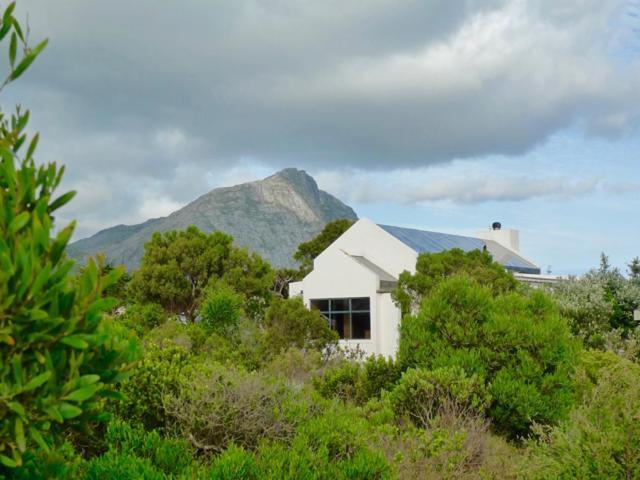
[{"left": 378, "top": 223, "right": 540, "bottom": 275}]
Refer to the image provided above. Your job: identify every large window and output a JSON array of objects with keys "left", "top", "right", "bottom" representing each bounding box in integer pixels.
[{"left": 310, "top": 297, "right": 371, "bottom": 340}]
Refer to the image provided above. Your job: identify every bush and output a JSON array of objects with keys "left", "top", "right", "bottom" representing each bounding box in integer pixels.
[
  {"left": 115, "top": 345, "right": 199, "bottom": 431},
  {"left": 390, "top": 367, "right": 490, "bottom": 428},
  {"left": 165, "top": 364, "right": 312, "bottom": 453},
  {"left": 200, "top": 285, "right": 244, "bottom": 336},
  {"left": 263, "top": 297, "right": 338, "bottom": 358},
  {"left": 522, "top": 352, "right": 640, "bottom": 479},
  {"left": 313, "top": 355, "right": 401, "bottom": 404},
  {"left": 119, "top": 303, "right": 167, "bottom": 335},
  {"left": 399, "top": 276, "right": 578, "bottom": 438},
  {"left": 392, "top": 248, "right": 518, "bottom": 315},
  {"left": 207, "top": 445, "right": 259, "bottom": 480}
]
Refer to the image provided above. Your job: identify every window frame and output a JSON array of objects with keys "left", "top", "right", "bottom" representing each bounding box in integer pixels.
[{"left": 310, "top": 297, "right": 371, "bottom": 340}]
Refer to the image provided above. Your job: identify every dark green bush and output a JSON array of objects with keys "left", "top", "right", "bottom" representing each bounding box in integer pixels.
[
  {"left": 119, "top": 303, "right": 167, "bottom": 335},
  {"left": 399, "top": 276, "right": 577, "bottom": 438}
]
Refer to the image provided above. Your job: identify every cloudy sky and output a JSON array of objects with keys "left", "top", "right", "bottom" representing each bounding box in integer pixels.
[{"left": 4, "top": 0, "right": 640, "bottom": 274}]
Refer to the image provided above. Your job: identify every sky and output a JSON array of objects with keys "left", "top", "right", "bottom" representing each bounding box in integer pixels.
[{"left": 3, "top": 0, "right": 640, "bottom": 275}]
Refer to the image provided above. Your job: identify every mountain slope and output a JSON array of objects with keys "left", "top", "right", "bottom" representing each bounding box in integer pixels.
[{"left": 67, "top": 168, "right": 358, "bottom": 270}]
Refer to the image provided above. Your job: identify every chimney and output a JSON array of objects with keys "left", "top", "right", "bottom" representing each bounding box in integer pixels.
[{"left": 476, "top": 221, "right": 520, "bottom": 252}]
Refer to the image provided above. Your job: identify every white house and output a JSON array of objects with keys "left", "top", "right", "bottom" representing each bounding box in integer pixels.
[{"left": 289, "top": 218, "right": 548, "bottom": 358}]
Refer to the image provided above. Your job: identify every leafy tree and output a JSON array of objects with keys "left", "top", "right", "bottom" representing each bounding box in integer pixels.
[
  {"left": 129, "top": 226, "right": 273, "bottom": 321},
  {"left": 293, "top": 218, "right": 354, "bottom": 276},
  {"left": 263, "top": 297, "right": 338, "bottom": 357},
  {"left": 629, "top": 257, "right": 640, "bottom": 284},
  {"left": 392, "top": 248, "right": 518, "bottom": 315},
  {"left": 399, "top": 276, "right": 577, "bottom": 438},
  {"left": 0, "top": 4, "right": 138, "bottom": 468}
]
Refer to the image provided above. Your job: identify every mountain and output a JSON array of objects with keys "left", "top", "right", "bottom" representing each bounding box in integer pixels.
[{"left": 67, "top": 168, "right": 358, "bottom": 270}]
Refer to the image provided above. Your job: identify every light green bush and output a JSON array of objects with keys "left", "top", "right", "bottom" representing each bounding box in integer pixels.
[
  {"left": 200, "top": 285, "right": 244, "bottom": 336},
  {"left": 390, "top": 366, "right": 490, "bottom": 428}
]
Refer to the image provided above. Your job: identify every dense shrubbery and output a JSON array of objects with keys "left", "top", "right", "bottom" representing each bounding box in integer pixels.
[{"left": 399, "top": 276, "right": 577, "bottom": 438}]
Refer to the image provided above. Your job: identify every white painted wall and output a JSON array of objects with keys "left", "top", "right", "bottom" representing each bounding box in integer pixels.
[
  {"left": 476, "top": 228, "right": 520, "bottom": 252},
  {"left": 290, "top": 218, "right": 413, "bottom": 358}
]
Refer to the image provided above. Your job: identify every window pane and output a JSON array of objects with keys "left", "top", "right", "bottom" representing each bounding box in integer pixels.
[
  {"left": 331, "top": 312, "right": 350, "bottom": 339},
  {"left": 331, "top": 298, "right": 350, "bottom": 311},
  {"left": 351, "top": 312, "right": 371, "bottom": 340},
  {"left": 351, "top": 297, "right": 370, "bottom": 311},
  {"left": 310, "top": 299, "right": 329, "bottom": 312}
]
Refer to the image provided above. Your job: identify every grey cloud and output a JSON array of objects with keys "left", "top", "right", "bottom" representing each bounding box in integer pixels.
[{"left": 1, "top": 0, "right": 638, "bottom": 236}]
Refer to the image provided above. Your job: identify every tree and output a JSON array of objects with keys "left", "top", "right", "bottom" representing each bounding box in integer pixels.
[
  {"left": 0, "top": 4, "right": 138, "bottom": 468},
  {"left": 263, "top": 297, "right": 338, "bottom": 357},
  {"left": 129, "top": 226, "right": 273, "bottom": 321},
  {"left": 293, "top": 218, "right": 354, "bottom": 276},
  {"left": 629, "top": 257, "right": 640, "bottom": 284},
  {"left": 399, "top": 276, "right": 577, "bottom": 438},
  {"left": 392, "top": 248, "right": 518, "bottom": 315}
]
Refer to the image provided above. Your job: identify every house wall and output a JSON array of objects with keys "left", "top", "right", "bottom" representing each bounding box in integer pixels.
[{"left": 290, "top": 218, "right": 414, "bottom": 358}]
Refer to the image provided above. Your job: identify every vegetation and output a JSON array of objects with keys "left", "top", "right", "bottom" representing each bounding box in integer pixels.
[{"left": 4, "top": 4, "right": 640, "bottom": 478}]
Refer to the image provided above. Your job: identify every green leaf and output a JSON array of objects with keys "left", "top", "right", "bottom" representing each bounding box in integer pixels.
[
  {"left": 9, "top": 31, "right": 16, "bottom": 67},
  {"left": 15, "top": 418, "right": 25, "bottom": 452},
  {"left": 29, "top": 427, "right": 49, "bottom": 453},
  {"left": 59, "top": 402, "right": 82, "bottom": 419},
  {"left": 48, "top": 190, "right": 75, "bottom": 212},
  {"left": 0, "top": 454, "right": 17, "bottom": 468},
  {"left": 78, "top": 374, "right": 101, "bottom": 386},
  {"left": 9, "top": 211, "right": 29, "bottom": 234},
  {"left": 61, "top": 335, "right": 89, "bottom": 349},
  {"left": 26, "top": 132, "right": 39, "bottom": 159},
  {"left": 22, "top": 371, "right": 51, "bottom": 392},
  {"left": 8, "top": 401, "right": 25, "bottom": 417},
  {"left": 63, "top": 384, "right": 101, "bottom": 403},
  {"left": 9, "top": 38, "right": 48, "bottom": 82},
  {"left": 43, "top": 406, "right": 63, "bottom": 423}
]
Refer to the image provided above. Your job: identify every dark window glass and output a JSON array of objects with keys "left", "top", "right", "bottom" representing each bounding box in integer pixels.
[
  {"left": 331, "top": 312, "right": 350, "bottom": 339},
  {"left": 351, "top": 312, "right": 371, "bottom": 339},
  {"left": 310, "top": 299, "right": 329, "bottom": 312},
  {"left": 351, "top": 297, "right": 370, "bottom": 311},
  {"left": 309, "top": 297, "right": 371, "bottom": 340},
  {"left": 331, "top": 298, "right": 350, "bottom": 311}
]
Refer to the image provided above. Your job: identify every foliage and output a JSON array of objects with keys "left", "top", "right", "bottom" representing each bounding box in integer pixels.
[
  {"left": 550, "top": 256, "right": 640, "bottom": 348},
  {"left": 206, "top": 444, "right": 259, "bottom": 480},
  {"left": 165, "top": 363, "right": 312, "bottom": 453},
  {"left": 313, "top": 355, "right": 402, "bottom": 404},
  {"left": 0, "top": 5, "right": 138, "bottom": 468},
  {"left": 392, "top": 248, "right": 518, "bottom": 315},
  {"left": 389, "top": 366, "right": 490, "bottom": 429},
  {"left": 114, "top": 345, "right": 199, "bottom": 431},
  {"left": 129, "top": 226, "right": 273, "bottom": 321},
  {"left": 399, "top": 276, "right": 577, "bottom": 438},
  {"left": 118, "top": 302, "right": 166, "bottom": 336},
  {"left": 293, "top": 218, "right": 354, "bottom": 276},
  {"left": 262, "top": 297, "right": 338, "bottom": 358},
  {"left": 522, "top": 351, "right": 640, "bottom": 479},
  {"left": 200, "top": 285, "right": 244, "bottom": 336}
]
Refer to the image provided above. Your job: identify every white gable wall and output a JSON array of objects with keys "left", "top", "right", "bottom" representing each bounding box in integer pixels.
[
  {"left": 318, "top": 218, "right": 419, "bottom": 277},
  {"left": 290, "top": 219, "right": 412, "bottom": 358}
]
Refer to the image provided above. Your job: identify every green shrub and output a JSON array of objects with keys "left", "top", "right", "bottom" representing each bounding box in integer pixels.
[
  {"left": 119, "top": 303, "right": 167, "bottom": 335},
  {"left": 390, "top": 367, "right": 490, "bottom": 428},
  {"left": 115, "top": 345, "right": 199, "bottom": 431},
  {"left": 83, "top": 451, "right": 164, "bottom": 480},
  {"left": 392, "top": 248, "right": 518, "bottom": 315},
  {"left": 399, "top": 276, "right": 577, "bottom": 438},
  {"left": 207, "top": 445, "right": 259, "bottom": 480},
  {"left": 200, "top": 286, "right": 244, "bottom": 336},
  {"left": 103, "top": 419, "right": 195, "bottom": 477},
  {"left": 6, "top": 442, "right": 83, "bottom": 480},
  {"left": 314, "top": 355, "right": 402, "bottom": 405},
  {"left": 165, "top": 364, "right": 311, "bottom": 452},
  {"left": 522, "top": 352, "right": 640, "bottom": 479},
  {"left": 263, "top": 297, "right": 338, "bottom": 358}
]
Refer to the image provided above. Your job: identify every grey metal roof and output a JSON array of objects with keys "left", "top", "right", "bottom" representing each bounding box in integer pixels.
[
  {"left": 378, "top": 224, "right": 540, "bottom": 275},
  {"left": 379, "top": 224, "right": 486, "bottom": 253}
]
